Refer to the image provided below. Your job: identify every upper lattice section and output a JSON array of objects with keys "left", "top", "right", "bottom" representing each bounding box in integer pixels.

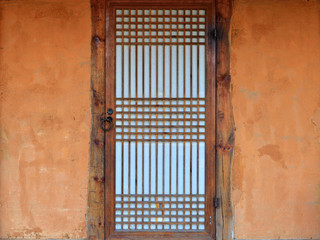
[{"left": 115, "top": 9, "right": 206, "bottom": 45}]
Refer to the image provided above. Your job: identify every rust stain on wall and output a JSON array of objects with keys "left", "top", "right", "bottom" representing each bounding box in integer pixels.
[{"left": 258, "top": 144, "right": 286, "bottom": 169}]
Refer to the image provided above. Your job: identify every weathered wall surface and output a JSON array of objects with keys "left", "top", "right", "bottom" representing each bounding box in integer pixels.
[
  {"left": 0, "top": 0, "right": 319, "bottom": 239},
  {"left": 0, "top": 0, "right": 91, "bottom": 238},
  {"left": 231, "top": 0, "right": 320, "bottom": 238}
]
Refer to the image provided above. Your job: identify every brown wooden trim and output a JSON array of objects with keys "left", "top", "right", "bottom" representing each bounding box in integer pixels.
[
  {"left": 205, "top": 1, "right": 216, "bottom": 237},
  {"left": 87, "top": 0, "right": 106, "bottom": 239},
  {"left": 108, "top": 231, "right": 214, "bottom": 240},
  {"left": 109, "top": 0, "right": 213, "bottom": 5},
  {"left": 215, "top": 1, "right": 234, "bottom": 240},
  {"left": 104, "top": 0, "right": 116, "bottom": 237}
]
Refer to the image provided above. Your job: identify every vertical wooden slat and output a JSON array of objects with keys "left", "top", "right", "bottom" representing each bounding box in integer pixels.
[
  {"left": 148, "top": 17, "right": 152, "bottom": 229},
  {"left": 121, "top": 9, "right": 125, "bottom": 224},
  {"left": 142, "top": 45, "right": 145, "bottom": 98},
  {"left": 105, "top": 0, "right": 115, "bottom": 237},
  {"left": 162, "top": 41, "right": 165, "bottom": 199},
  {"left": 191, "top": 44, "right": 193, "bottom": 98},
  {"left": 149, "top": 20, "right": 152, "bottom": 99},
  {"left": 128, "top": 53, "right": 131, "bottom": 205},
  {"left": 205, "top": 1, "right": 215, "bottom": 237},
  {"left": 176, "top": 143, "right": 178, "bottom": 207},
  {"left": 128, "top": 14, "right": 132, "bottom": 205},
  {"left": 190, "top": 42, "right": 193, "bottom": 199},
  {"left": 128, "top": 32, "right": 132, "bottom": 199},
  {"left": 156, "top": 45, "right": 159, "bottom": 205},
  {"left": 215, "top": 1, "right": 234, "bottom": 240},
  {"left": 169, "top": 42, "right": 172, "bottom": 98},
  {"left": 176, "top": 35, "right": 179, "bottom": 227},
  {"left": 156, "top": 143, "right": 158, "bottom": 195},
  {"left": 176, "top": 39, "right": 179, "bottom": 99},
  {"left": 142, "top": 140, "right": 145, "bottom": 223},
  {"left": 136, "top": 39, "right": 138, "bottom": 99},
  {"left": 156, "top": 43, "right": 159, "bottom": 197},
  {"left": 148, "top": 11, "right": 152, "bottom": 230},
  {"left": 88, "top": 0, "right": 106, "bottom": 239},
  {"left": 182, "top": 16, "right": 187, "bottom": 228},
  {"left": 148, "top": 141, "right": 151, "bottom": 230},
  {"left": 129, "top": 142, "right": 131, "bottom": 195},
  {"left": 183, "top": 37, "right": 186, "bottom": 230},
  {"left": 196, "top": 13, "right": 200, "bottom": 230},
  {"left": 142, "top": 141, "right": 145, "bottom": 195},
  {"left": 135, "top": 35, "right": 138, "bottom": 229},
  {"left": 142, "top": 38, "right": 145, "bottom": 198},
  {"left": 169, "top": 30, "right": 172, "bottom": 211}
]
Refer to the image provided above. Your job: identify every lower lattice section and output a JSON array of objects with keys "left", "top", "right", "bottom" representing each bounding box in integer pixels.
[{"left": 115, "top": 194, "right": 205, "bottom": 231}]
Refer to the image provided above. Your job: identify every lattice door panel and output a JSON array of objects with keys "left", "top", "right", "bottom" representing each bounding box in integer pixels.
[{"left": 111, "top": 5, "right": 213, "bottom": 234}]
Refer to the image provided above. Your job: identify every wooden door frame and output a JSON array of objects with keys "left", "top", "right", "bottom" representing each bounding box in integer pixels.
[{"left": 87, "top": 0, "right": 234, "bottom": 239}]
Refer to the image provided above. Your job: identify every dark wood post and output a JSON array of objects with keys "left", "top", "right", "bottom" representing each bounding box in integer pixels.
[
  {"left": 87, "top": 0, "right": 106, "bottom": 239},
  {"left": 215, "top": 1, "right": 234, "bottom": 240}
]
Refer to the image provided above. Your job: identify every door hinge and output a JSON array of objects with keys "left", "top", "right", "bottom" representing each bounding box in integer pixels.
[
  {"left": 213, "top": 29, "right": 217, "bottom": 40},
  {"left": 214, "top": 197, "right": 219, "bottom": 208}
]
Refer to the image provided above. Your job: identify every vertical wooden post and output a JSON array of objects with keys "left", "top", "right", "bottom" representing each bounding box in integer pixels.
[
  {"left": 87, "top": 0, "right": 106, "bottom": 239},
  {"left": 215, "top": 1, "right": 234, "bottom": 240}
]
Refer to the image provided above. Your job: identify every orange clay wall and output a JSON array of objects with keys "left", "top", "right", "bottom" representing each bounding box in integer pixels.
[
  {"left": 0, "top": 0, "right": 91, "bottom": 238},
  {"left": 0, "top": 0, "right": 319, "bottom": 239},
  {"left": 231, "top": 0, "right": 320, "bottom": 238}
]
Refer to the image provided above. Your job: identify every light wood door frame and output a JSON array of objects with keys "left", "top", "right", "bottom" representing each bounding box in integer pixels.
[{"left": 87, "top": 0, "right": 234, "bottom": 240}]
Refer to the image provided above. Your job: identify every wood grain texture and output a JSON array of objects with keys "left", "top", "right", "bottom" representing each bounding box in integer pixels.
[
  {"left": 87, "top": 0, "right": 106, "bottom": 239},
  {"left": 104, "top": 0, "right": 116, "bottom": 237},
  {"left": 205, "top": 1, "right": 216, "bottom": 237},
  {"left": 215, "top": 1, "right": 234, "bottom": 240}
]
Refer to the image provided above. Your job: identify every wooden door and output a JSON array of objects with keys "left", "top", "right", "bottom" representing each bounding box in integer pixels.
[{"left": 104, "top": 1, "right": 215, "bottom": 239}]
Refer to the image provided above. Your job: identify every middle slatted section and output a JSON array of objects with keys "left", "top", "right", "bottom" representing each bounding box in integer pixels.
[{"left": 115, "top": 99, "right": 205, "bottom": 141}]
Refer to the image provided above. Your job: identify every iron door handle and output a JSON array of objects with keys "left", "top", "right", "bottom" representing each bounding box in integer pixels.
[{"left": 100, "top": 116, "right": 113, "bottom": 132}]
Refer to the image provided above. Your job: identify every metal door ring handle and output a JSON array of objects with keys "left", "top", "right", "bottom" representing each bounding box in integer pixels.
[{"left": 100, "top": 116, "right": 113, "bottom": 132}]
